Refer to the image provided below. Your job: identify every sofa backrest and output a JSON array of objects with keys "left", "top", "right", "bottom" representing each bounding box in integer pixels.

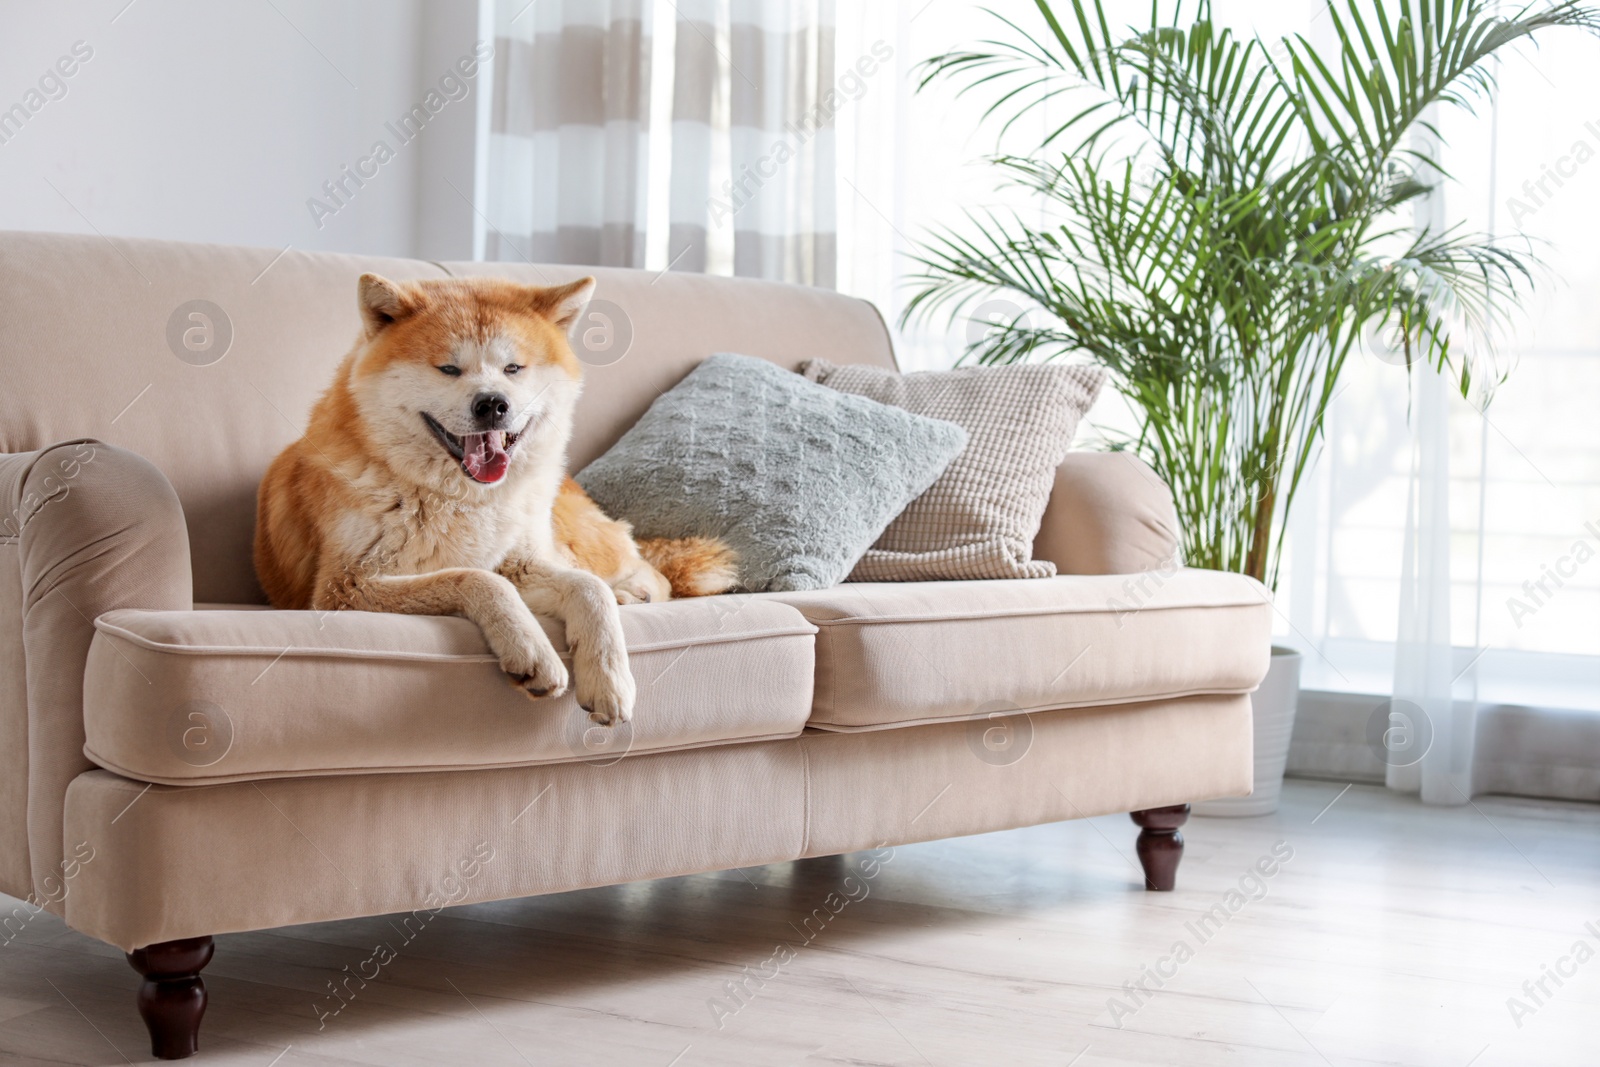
[{"left": 0, "top": 233, "right": 897, "bottom": 604}]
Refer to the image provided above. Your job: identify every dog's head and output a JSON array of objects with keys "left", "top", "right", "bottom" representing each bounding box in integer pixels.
[{"left": 347, "top": 273, "right": 595, "bottom": 490}]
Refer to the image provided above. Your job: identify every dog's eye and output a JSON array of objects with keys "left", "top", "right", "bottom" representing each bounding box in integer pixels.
[
  {"left": 504, "top": 364, "right": 523, "bottom": 376},
  {"left": 438, "top": 365, "right": 461, "bottom": 377}
]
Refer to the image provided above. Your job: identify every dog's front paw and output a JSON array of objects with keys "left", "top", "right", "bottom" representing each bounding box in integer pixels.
[
  {"left": 576, "top": 658, "right": 636, "bottom": 726},
  {"left": 498, "top": 632, "right": 569, "bottom": 701}
]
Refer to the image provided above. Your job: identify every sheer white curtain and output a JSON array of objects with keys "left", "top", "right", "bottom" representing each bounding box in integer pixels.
[
  {"left": 1390, "top": 355, "right": 1473, "bottom": 803},
  {"left": 835, "top": 0, "right": 1083, "bottom": 369},
  {"left": 1386, "top": 113, "right": 1475, "bottom": 805}
]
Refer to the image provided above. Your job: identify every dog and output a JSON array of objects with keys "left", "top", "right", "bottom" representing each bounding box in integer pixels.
[{"left": 254, "top": 273, "right": 738, "bottom": 726}]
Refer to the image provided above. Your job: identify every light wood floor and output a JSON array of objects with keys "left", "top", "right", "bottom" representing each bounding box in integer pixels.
[{"left": 2, "top": 780, "right": 1597, "bottom": 1066}]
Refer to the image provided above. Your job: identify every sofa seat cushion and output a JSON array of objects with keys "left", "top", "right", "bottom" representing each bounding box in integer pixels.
[
  {"left": 83, "top": 597, "right": 816, "bottom": 785},
  {"left": 763, "top": 569, "right": 1272, "bottom": 730}
]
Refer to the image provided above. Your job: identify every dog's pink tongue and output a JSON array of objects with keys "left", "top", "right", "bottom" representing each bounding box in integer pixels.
[{"left": 462, "top": 432, "right": 509, "bottom": 483}]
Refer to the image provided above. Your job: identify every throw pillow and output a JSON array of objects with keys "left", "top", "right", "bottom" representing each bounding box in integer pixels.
[
  {"left": 576, "top": 352, "right": 968, "bottom": 592},
  {"left": 801, "top": 359, "right": 1105, "bottom": 581}
]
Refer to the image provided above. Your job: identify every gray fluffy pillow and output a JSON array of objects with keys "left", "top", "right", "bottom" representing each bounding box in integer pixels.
[{"left": 576, "top": 353, "right": 967, "bottom": 592}]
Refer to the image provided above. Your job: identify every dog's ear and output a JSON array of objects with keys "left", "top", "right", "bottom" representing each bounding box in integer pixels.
[
  {"left": 358, "top": 273, "right": 420, "bottom": 335},
  {"left": 530, "top": 277, "right": 596, "bottom": 334}
]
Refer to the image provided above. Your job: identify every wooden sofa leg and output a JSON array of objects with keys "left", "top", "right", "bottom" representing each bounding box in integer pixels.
[
  {"left": 126, "top": 936, "right": 214, "bottom": 1060},
  {"left": 1130, "top": 804, "right": 1190, "bottom": 891}
]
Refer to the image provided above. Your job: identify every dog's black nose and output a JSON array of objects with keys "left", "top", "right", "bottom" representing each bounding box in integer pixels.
[{"left": 472, "top": 392, "right": 511, "bottom": 425}]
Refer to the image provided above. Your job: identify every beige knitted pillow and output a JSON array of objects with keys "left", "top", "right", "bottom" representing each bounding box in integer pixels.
[{"left": 802, "top": 359, "right": 1105, "bottom": 581}]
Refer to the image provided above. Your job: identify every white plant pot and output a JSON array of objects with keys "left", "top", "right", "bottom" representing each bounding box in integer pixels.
[{"left": 1193, "top": 646, "right": 1302, "bottom": 817}]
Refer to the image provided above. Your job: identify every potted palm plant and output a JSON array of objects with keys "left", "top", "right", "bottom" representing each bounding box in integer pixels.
[{"left": 907, "top": 0, "right": 1598, "bottom": 813}]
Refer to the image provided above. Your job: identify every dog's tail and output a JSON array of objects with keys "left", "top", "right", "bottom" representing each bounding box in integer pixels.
[{"left": 637, "top": 537, "right": 740, "bottom": 598}]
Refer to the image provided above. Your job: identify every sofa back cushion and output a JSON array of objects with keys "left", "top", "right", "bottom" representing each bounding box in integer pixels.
[{"left": 0, "top": 233, "right": 896, "bottom": 602}]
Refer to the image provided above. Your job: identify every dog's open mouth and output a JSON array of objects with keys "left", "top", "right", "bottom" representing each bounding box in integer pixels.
[{"left": 422, "top": 413, "right": 522, "bottom": 485}]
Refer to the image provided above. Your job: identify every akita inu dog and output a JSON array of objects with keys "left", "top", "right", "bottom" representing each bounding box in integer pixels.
[{"left": 254, "top": 273, "right": 737, "bottom": 726}]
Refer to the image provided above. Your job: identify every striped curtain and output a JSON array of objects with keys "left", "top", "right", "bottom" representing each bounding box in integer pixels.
[
  {"left": 671, "top": 0, "right": 837, "bottom": 286},
  {"left": 489, "top": 0, "right": 837, "bottom": 287},
  {"left": 488, "top": 0, "right": 653, "bottom": 266}
]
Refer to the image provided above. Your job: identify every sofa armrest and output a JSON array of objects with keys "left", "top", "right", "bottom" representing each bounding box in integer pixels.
[
  {"left": 1032, "top": 452, "right": 1182, "bottom": 575},
  {"left": 0, "top": 440, "right": 191, "bottom": 912}
]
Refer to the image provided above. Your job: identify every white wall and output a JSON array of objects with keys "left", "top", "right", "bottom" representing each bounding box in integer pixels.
[{"left": 0, "top": 0, "right": 484, "bottom": 259}]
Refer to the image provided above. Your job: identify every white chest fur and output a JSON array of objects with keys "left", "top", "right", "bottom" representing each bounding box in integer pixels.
[{"left": 335, "top": 466, "right": 559, "bottom": 579}]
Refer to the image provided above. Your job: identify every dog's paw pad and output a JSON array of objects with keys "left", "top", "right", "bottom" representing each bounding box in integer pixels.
[
  {"left": 581, "top": 697, "right": 631, "bottom": 726},
  {"left": 506, "top": 667, "right": 568, "bottom": 701}
]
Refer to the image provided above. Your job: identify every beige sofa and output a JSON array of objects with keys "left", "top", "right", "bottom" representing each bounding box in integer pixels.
[{"left": 0, "top": 232, "right": 1269, "bottom": 1059}]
